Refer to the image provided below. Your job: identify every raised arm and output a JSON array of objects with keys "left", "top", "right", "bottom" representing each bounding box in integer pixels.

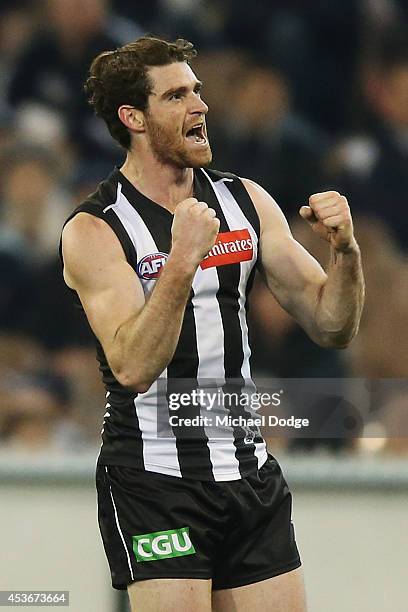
[
  {"left": 242, "top": 179, "right": 365, "bottom": 348},
  {"left": 61, "top": 199, "right": 219, "bottom": 392}
]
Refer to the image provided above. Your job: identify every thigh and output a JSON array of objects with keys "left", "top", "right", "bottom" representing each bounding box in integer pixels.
[
  {"left": 128, "top": 578, "right": 212, "bottom": 612},
  {"left": 212, "top": 567, "right": 307, "bottom": 612}
]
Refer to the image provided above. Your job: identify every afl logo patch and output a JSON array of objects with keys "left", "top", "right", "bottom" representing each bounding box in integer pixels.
[{"left": 137, "top": 252, "right": 168, "bottom": 280}]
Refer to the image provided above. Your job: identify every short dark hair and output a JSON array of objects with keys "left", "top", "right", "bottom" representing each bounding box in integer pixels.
[{"left": 84, "top": 36, "right": 197, "bottom": 149}]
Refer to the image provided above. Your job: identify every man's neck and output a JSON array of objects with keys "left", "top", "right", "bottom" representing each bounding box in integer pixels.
[{"left": 120, "top": 152, "right": 195, "bottom": 213}]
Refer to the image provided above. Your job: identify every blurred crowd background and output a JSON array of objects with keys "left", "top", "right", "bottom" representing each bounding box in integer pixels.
[{"left": 0, "top": 0, "right": 407, "bottom": 456}]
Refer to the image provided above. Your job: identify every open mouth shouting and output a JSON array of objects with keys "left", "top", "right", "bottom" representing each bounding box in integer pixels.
[{"left": 185, "top": 122, "right": 208, "bottom": 146}]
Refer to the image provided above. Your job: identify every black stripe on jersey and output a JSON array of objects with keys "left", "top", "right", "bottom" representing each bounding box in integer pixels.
[
  {"left": 99, "top": 396, "right": 145, "bottom": 470},
  {"left": 116, "top": 171, "right": 214, "bottom": 480},
  {"left": 244, "top": 266, "right": 264, "bottom": 447},
  {"left": 198, "top": 171, "right": 259, "bottom": 476}
]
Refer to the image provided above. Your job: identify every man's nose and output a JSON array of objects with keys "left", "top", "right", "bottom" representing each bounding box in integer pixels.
[{"left": 191, "top": 95, "right": 208, "bottom": 115}]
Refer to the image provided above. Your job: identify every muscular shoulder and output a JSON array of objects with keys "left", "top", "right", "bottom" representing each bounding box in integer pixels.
[
  {"left": 62, "top": 212, "right": 126, "bottom": 289},
  {"left": 63, "top": 210, "right": 106, "bottom": 235},
  {"left": 240, "top": 178, "right": 291, "bottom": 238},
  {"left": 62, "top": 211, "right": 122, "bottom": 253}
]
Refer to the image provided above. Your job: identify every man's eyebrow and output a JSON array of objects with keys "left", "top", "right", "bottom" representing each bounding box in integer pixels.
[{"left": 160, "top": 81, "right": 203, "bottom": 99}]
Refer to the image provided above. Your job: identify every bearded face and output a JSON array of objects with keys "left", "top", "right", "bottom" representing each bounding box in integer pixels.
[
  {"left": 142, "top": 62, "right": 212, "bottom": 169},
  {"left": 144, "top": 109, "right": 212, "bottom": 169}
]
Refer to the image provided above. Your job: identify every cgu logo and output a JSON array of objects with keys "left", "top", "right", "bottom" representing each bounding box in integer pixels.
[
  {"left": 133, "top": 527, "right": 196, "bottom": 562},
  {"left": 137, "top": 252, "right": 168, "bottom": 280}
]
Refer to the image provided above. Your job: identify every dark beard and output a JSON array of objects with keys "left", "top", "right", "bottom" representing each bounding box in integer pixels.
[{"left": 145, "top": 115, "right": 212, "bottom": 169}]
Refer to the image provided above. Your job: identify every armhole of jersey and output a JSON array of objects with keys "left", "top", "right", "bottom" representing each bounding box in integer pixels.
[{"left": 60, "top": 201, "right": 138, "bottom": 271}]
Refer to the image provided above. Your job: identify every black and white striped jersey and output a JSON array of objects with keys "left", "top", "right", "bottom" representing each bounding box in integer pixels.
[{"left": 61, "top": 167, "right": 267, "bottom": 481}]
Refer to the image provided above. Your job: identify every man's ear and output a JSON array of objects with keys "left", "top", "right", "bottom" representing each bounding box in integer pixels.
[{"left": 118, "top": 105, "right": 145, "bottom": 133}]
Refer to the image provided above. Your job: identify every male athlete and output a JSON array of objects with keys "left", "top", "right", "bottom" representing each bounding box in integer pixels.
[{"left": 60, "top": 37, "right": 364, "bottom": 611}]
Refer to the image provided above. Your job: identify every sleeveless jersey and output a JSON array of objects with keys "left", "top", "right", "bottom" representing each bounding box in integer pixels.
[{"left": 60, "top": 167, "right": 267, "bottom": 481}]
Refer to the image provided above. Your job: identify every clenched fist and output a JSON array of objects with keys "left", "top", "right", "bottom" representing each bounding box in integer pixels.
[
  {"left": 299, "top": 191, "right": 355, "bottom": 252},
  {"left": 171, "top": 197, "right": 220, "bottom": 266}
]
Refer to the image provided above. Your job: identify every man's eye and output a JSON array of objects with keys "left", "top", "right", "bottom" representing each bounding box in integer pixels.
[{"left": 169, "top": 93, "right": 183, "bottom": 100}]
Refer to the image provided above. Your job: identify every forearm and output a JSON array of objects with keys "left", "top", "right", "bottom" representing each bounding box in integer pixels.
[
  {"left": 112, "top": 250, "right": 197, "bottom": 390},
  {"left": 315, "top": 239, "right": 365, "bottom": 347}
]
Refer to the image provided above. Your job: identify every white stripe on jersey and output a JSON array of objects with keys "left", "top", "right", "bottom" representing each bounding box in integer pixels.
[
  {"left": 192, "top": 265, "right": 224, "bottom": 381},
  {"left": 107, "top": 184, "right": 182, "bottom": 477},
  {"left": 192, "top": 260, "right": 242, "bottom": 480}
]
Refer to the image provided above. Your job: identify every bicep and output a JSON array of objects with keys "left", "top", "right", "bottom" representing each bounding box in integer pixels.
[
  {"left": 242, "top": 178, "right": 326, "bottom": 326},
  {"left": 259, "top": 232, "right": 326, "bottom": 319},
  {"left": 62, "top": 213, "right": 145, "bottom": 354},
  {"left": 74, "top": 259, "right": 145, "bottom": 353}
]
